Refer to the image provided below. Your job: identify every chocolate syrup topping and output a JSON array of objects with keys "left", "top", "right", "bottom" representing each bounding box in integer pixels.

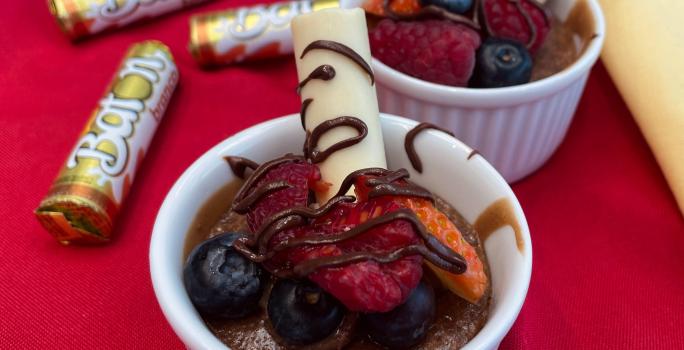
[
  {"left": 333, "top": 168, "right": 394, "bottom": 198},
  {"left": 297, "top": 64, "right": 336, "bottom": 95},
  {"left": 273, "top": 209, "right": 465, "bottom": 274},
  {"left": 467, "top": 149, "right": 480, "bottom": 160},
  {"left": 224, "top": 156, "right": 259, "bottom": 179},
  {"left": 332, "top": 168, "right": 433, "bottom": 202},
  {"left": 382, "top": 0, "right": 480, "bottom": 30},
  {"left": 232, "top": 154, "right": 305, "bottom": 214},
  {"left": 404, "top": 122, "right": 455, "bottom": 173},
  {"left": 294, "top": 244, "right": 460, "bottom": 277},
  {"left": 300, "top": 98, "right": 313, "bottom": 129},
  {"left": 301, "top": 40, "right": 375, "bottom": 85},
  {"left": 254, "top": 195, "right": 356, "bottom": 254},
  {"left": 226, "top": 157, "right": 467, "bottom": 278},
  {"left": 232, "top": 181, "right": 292, "bottom": 214},
  {"left": 304, "top": 116, "right": 368, "bottom": 164}
]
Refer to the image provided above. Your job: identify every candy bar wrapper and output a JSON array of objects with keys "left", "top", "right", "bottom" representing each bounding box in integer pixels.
[
  {"left": 35, "top": 41, "right": 178, "bottom": 244},
  {"left": 48, "top": 0, "right": 212, "bottom": 40},
  {"left": 189, "top": 0, "right": 349, "bottom": 66}
]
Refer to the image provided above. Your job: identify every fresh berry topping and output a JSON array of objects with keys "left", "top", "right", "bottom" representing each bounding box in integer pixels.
[
  {"left": 479, "top": 0, "right": 550, "bottom": 53},
  {"left": 269, "top": 197, "right": 424, "bottom": 313},
  {"left": 235, "top": 156, "right": 324, "bottom": 232},
  {"left": 470, "top": 37, "right": 532, "bottom": 88},
  {"left": 362, "top": 281, "right": 436, "bottom": 349},
  {"left": 398, "top": 197, "right": 488, "bottom": 303},
  {"left": 370, "top": 19, "right": 481, "bottom": 87},
  {"left": 420, "top": 0, "right": 473, "bottom": 14},
  {"left": 183, "top": 232, "right": 266, "bottom": 319},
  {"left": 363, "top": 0, "right": 423, "bottom": 17},
  {"left": 267, "top": 279, "right": 345, "bottom": 345}
]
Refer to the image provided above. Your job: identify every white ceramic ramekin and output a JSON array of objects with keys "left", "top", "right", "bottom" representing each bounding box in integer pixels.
[
  {"left": 372, "top": 0, "right": 605, "bottom": 183},
  {"left": 150, "top": 114, "right": 532, "bottom": 350}
]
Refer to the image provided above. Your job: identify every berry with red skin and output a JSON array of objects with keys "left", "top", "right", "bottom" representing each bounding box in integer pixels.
[
  {"left": 243, "top": 159, "right": 324, "bottom": 232},
  {"left": 265, "top": 182, "right": 424, "bottom": 313},
  {"left": 370, "top": 19, "right": 481, "bottom": 87},
  {"left": 479, "top": 0, "right": 550, "bottom": 53},
  {"left": 267, "top": 197, "right": 423, "bottom": 313}
]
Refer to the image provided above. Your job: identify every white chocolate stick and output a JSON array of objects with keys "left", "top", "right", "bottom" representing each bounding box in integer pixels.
[{"left": 292, "top": 8, "right": 387, "bottom": 203}]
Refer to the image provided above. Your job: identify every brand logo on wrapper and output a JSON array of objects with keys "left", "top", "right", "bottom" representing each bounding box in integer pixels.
[
  {"left": 189, "top": 0, "right": 339, "bottom": 65},
  {"left": 99, "top": 0, "right": 164, "bottom": 20},
  {"left": 49, "top": 0, "right": 212, "bottom": 39},
  {"left": 67, "top": 49, "right": 177, "bottom": 203},
  {"left": 224, "top": 0, "right": 313, "bottom": 40},
  {"left": 35, "top": 41, "right": 178, "bottom": 244}
]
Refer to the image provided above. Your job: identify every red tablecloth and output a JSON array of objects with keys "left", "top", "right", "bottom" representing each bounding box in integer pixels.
[{"left": 2, "top": 1, "right": 683, "bottom": 348}]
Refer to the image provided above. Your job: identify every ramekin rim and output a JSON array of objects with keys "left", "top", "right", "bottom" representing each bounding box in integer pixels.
[{"left": 371, "top": 0, "right": 606, "bottom": 107}]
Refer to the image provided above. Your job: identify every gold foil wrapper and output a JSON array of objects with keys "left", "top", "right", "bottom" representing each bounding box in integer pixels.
[
  {"left": 48, "top": 0, "right": 213, "bottom": 40},
  {"left": 35, "top": 40, "right": 179, "bottom": 244},
  {"left": 189, "top": 0, "right": 339, "bottom": 66}
]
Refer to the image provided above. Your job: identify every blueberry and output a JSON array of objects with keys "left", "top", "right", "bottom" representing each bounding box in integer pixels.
[
  {"left": 183, "top": 232, "right": 265, "bottom": 319},
  {"left": 470, "top": 37, "right": 533, "bottom": 88},
  {"left": 362, "top": 281, "right": 435, "bottom": 349},
  {"left": 267, "top": 279, "right": 344, "bottom": 345},
  {"left": 420, "top": 0, "right": 473, "bottom": 14}
]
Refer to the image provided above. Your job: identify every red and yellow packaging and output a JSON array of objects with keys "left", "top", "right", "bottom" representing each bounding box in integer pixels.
[
  {"left": 35, "top": 41, "right": 178, "bottom": 244},
  {"left": 48, "top": 0, "right": 213, "bottom": 40},
  {"left": 189, "top": 0, "right": 341, "bottom": 66}
]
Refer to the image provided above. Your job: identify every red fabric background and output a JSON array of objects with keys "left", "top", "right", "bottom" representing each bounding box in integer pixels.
[{"left": 1, "top": 1, "right": 683, "bottom": 348}]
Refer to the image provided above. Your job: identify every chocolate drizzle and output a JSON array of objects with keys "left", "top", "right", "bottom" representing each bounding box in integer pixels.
[
  {"left": 333, "top": 168, "right": 433, "bottom": 202},
  {"left": 224, "top": 156, "right": 259, "bottom": 179},
  {"left": 228, "top": 163, "right": 467, "bottom": 279},
  {"left": 301, "top": 40, "right": 375, "bottom": 85},
  {"left": 283, "top": 209, "right": 466, "bottom": 276},
  {"left": 404, "top": 123, "right": 455, "bottom": 173},
  {"left": 232, "top": 154, "right": 304, "bottom": 214},
  {"left": 467, "top": 149, "right": 480, "bottom": 160},
  {"left": 304, "top": 117, "right": 368, "bottom": 164},
  {"left": 297, "top": 64, "right": 336, "bottom": 95},
  {"left": 300, "top": 98, "right": 313, "bottom": 129}
]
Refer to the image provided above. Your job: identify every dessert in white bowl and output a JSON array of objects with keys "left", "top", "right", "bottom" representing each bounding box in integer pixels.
[
  {"left": 369, "top": 0, "right": 605, "bottom": 182},
  {"left": 151, "top": 8, "right": 531, "bottom": 349},
  {"left": 150, "top": 113, "right": 532, "bottom": 350}
]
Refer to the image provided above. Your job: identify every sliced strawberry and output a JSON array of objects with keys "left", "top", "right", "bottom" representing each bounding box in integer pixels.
[
  {"left": 354, "top": 172, "right": 487, "bottom": 303},
  {"left": 398, "top": 197, "right": 488, "bottom": 303}
]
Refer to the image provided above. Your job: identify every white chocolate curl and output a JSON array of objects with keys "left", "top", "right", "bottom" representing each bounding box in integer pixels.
[{"left": 292, "top": 8, "right": 387, "bottom": 203}]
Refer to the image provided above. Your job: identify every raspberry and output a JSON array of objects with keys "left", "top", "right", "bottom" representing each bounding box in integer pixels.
[
  {"left": 268, "top": 198, "right": 423, "bottom": 313},
  {"left": 238, "top": 157, "right": 323, "bottom": 232},
  {"left": 480, "top": 0, "right": 550, "bottom": 53},
  {"left": 370, "top": 19, "right": 481, "bottom": 87}
]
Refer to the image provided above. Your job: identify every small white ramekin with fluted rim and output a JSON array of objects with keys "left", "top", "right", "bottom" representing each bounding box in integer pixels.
[
  {"left": 150, "top": 113, "right": 532, "bottom": 350},
  {"left": 372, "top": 0, "right": 605, "bottom": 183}
]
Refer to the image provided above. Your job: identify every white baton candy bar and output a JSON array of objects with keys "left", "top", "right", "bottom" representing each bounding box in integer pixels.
[
  {"left": 49, "top": 0, "right": 212, "bottom": 40},
  {"left": 292, "top": 8, "right": 387, "bottom": 203}
]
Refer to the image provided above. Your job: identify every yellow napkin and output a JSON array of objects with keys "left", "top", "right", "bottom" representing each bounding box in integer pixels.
[{"left": 599, "top": 0, "right": 684, "bottom": 215}]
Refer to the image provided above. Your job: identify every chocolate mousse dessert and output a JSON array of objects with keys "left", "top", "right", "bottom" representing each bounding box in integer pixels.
[
  {"left": 183, "top": 8, "right": 493, "bottom": 349},
  {"left": 365, "top": 0, "right": 597, "bottom": 87}
]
